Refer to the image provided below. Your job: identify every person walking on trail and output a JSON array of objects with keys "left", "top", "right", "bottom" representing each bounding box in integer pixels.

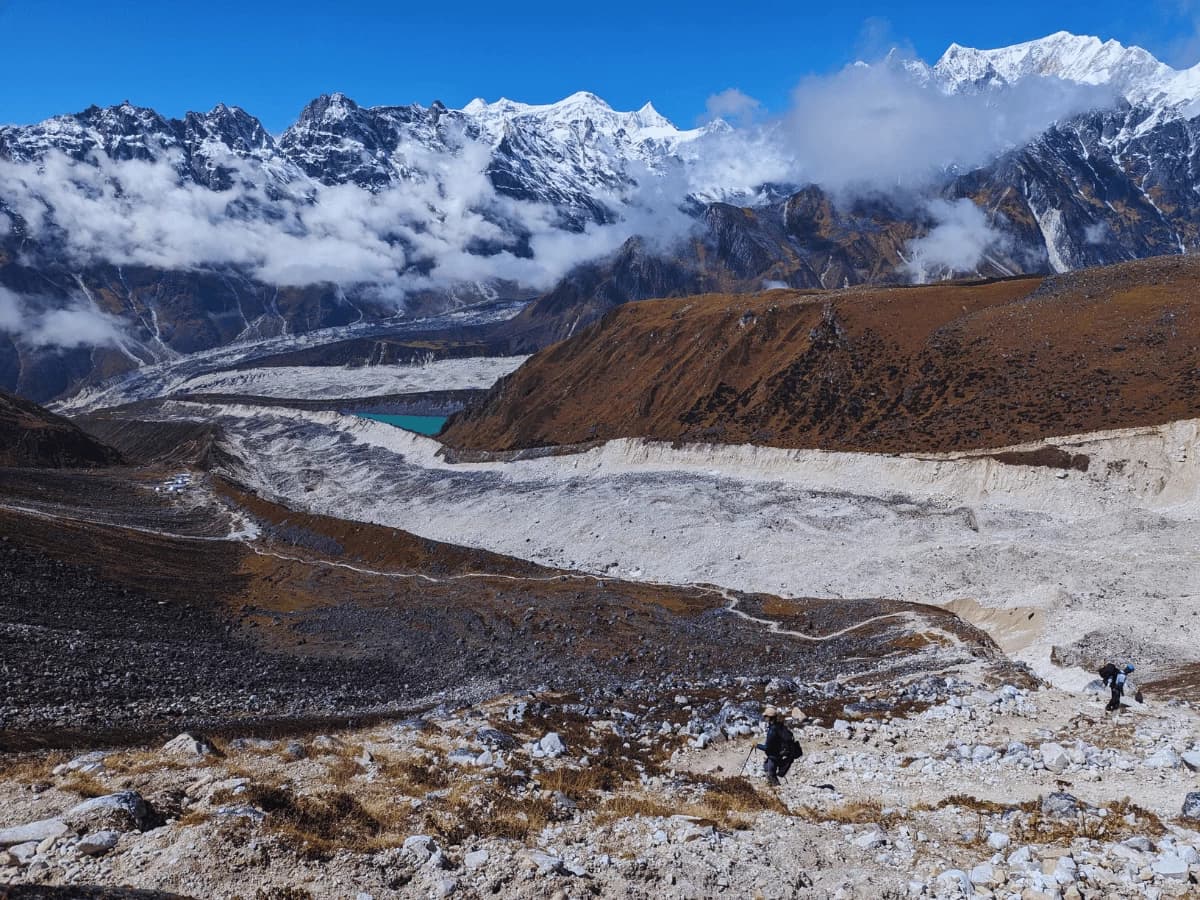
[
  {"left": 1101, "top": 663, "right": 1135, "bottom": 712},
  {"left": 758, "top": 706, "right": 802, "bottom": 786}
]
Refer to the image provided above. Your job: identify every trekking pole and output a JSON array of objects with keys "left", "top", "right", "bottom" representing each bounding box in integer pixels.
[{"left": 740, "top": 745, "right": 758, "bottom": 777}]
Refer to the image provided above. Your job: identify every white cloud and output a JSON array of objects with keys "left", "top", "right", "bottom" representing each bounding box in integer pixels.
[
  {"left": 0, "top": 286, "right": 21, "bottom": 332},
  {"left": 902, "top": 198, "right": 1011, "bottom": 282},
  {"left": 1084, "top": 221, "right": 1110, "bottom": 244},
  {"left": 0, "top": 285, "right": 125, "bottom": 349},
  {"left": 0, "top": 136, "right": 701, "bottom": 307},
  {"left": 777, "top": 58, "right": 1115, "bottom": 194},
  {"left": 703, "top": 88, "right": 763, "bottom": 126}
]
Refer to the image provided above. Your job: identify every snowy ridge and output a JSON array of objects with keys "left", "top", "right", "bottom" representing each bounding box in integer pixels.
[{"left": 932, "top": 31, "right": 1200, "bottom": 114}]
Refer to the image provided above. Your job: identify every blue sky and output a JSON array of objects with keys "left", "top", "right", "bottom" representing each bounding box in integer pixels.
[{"left": 1, "top": 0, "right": 1197, "bottom": 131}]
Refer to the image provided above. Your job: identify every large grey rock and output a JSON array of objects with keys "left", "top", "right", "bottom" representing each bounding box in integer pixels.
[
  {"left": 76, "top": 830, "right": 120, "bottom": 856},
  {"left": 1152, "top": 854, "right": 1188, "bottom": 879},
  {"left": 851, "top": 827, "right": 886, "bottom": 850},
  {"left": 936, "top": 869, "right": 971, "bottom": 894},
  {"left": 1039, "top": 742, "right": 1070, "bottom": 773},
  {"left": 52, "top": 751, "right": 107, "bottom": 776},
  {"left": 403, "top": 834, "right": 437, "bottom": 865},
  {"left": 66, "top": 791, "right": 150, "bottom": 832},
  {"left": 969, "top": 862, "right": 996, "bottom": 886},
  {"left": 1182, "top": 791, "right": 1200, "bottom": 821},
  {"left": 1041, "top": 792, "right": 1081, "bottom": 818},
  {"left": 1181, "top": 751, "right": 1200, "bottom": 772},
  {"left": 1143, "top": 746, "right": 1181, "bottom": 769},
  {"left": 535, "top": 732, "right": 566, "bottom": 758},
  {"left": 525, "top": 849, "right": 565, "bottom": 875},
  {"left": 9, "top": 842, "right": 38, "bottom": 864},
  {"left": 463, "top": 849, "right": 489, "bottom": 869},
  {"left": 477, "top": 728, "right": 516, "bottom": 750},
  {"left": 0, "top": 819, "right": 68, "bottom": 849},
  {"left": 161, "top": 732, "right": 215, "bottom": 759}
]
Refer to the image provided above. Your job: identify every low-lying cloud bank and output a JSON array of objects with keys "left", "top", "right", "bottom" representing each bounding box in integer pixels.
[
  {"left": 0, "top": 145, "right": 696, "bottom": 300},
  {"left": 0, "top": 285, "right": 125, "bottom": 350}
]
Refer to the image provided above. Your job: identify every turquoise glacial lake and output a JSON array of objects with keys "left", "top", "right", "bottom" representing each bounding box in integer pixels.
[{"left": 355, "top": 413, "right": 448, "bottom": 436}]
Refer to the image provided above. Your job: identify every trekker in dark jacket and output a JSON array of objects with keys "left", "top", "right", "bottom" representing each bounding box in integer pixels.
[
  {"left": 1103, "top": 664, "right": 1135, "bottom": 712},
  {"left": 758, "top": 706, "right": 802, "bottom": 786}
]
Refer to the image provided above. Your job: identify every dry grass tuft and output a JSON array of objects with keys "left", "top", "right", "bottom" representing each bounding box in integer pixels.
[
  {"left": 105, "top": 748, "right": 191, "bottom": 776},
  {"left": 593, "top": 777, "right": 784, "bottom": 830},
  {"left": 0, "top": 750, "right": 68, "bottom": 782},
  {"left": 60, "top": 770, "right": 108, "bottom": 798},
  {"left": 1015, "top": 796, "right": 1167, "bottom": 845},
  {"left": 697, "top": 776, "right": 789, "bottom": 816},
  {"left": 794, "top": 799, "right": 890, "bottom": 826},
  {"left": 377, "top": 756, "right": 450, "bottom": 796},
  {"left": 243, "top": 784, "right": 406, "bottom": 858},
  {"left": 423, "top": 781, "right": 553, "bottom": 844},
  {"left": 929, "top": 794, "right": 1016, "bottom": 816},
  {"left": 594, "top": 793, "right": 683, "bottom": 824},
  {"left": 253, "top": 888, "right": 314, "bottom": 900}
]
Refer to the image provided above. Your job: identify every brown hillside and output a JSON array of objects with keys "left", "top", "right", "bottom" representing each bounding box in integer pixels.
[
  {"left": 442, "top": 256, "right": 1200, "bottom": 454},
  {"left": 0, "top": 389, "right": 122, "bottom": 467}
]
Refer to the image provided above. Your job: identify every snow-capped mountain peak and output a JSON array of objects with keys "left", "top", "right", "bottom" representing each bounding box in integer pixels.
[{"left": 932, "top": 31, "right": 1200, "bottom": 112}]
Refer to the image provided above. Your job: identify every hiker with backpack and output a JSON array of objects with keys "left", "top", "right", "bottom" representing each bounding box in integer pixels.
[
  {"left": 1099, "top": 662, "right": 1135, "bottom": 712},
  {"left": 758, "top": 706, "right": 803, "bottom": 786}
]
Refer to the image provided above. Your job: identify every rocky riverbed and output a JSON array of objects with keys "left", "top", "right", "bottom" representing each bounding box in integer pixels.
[{"left": 2, "top": 663, "right": 1198, "bottom": 899}]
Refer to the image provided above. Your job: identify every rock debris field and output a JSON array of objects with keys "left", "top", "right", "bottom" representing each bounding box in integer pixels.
[{"left": 2, "top": 662, "right": 1200, "bottom": 899}]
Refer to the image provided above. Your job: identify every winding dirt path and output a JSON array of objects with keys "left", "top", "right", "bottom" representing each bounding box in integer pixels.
[{"left": 0, "top": 497, "right": 961, "bottom": 647}]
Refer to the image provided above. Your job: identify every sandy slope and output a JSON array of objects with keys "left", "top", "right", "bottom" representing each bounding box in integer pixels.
[{"left": 201, "top": 403, "right": 1200, "bottom": 687}]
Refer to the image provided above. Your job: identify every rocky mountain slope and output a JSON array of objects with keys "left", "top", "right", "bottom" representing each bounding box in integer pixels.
[
  {"left": 3, "top": 664, "right": 1200, "bottom": 898},
  {"left": 6, "top": 32, "right": 1200, "bottom": 402},
  {"left": 442, "top": 256, "right": 1200, "bottom": 454},
  {"left": 0, "top": 389, "right": 121, "bottom": 467}
]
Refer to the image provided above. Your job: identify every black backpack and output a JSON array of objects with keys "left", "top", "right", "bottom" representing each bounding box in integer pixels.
[{"left": 1098, "top": 663, "right": 1119, "bottom": 686}]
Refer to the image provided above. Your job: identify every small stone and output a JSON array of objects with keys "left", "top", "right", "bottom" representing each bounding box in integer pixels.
[
  {"left": 213, "top": 805, "right": 265, "bottom": 822},
  {"left": 852, "top": 828, "right": 886, "bottom": 850},
  {"left": 76, "top": 830, "right": 120, "bottom": 856},
  {"left": 464, "top": 849, "right": 489, "bottom": 869},
  {"left": 1180, "top": 751, "right": 1200, "bottom": 772},
  {"left": 987, "top": 832, "right": 1011, "bottom": 850},
  {"left": 525, "top": 849, "right": 564, "bottom": 875},
  {"left": 282, "top": 740, "right": 307, "bottom": 760},
  {"left": 435, "top": 877, "right": 457, "bottom": 896},
  {"left": 1181, "top": 791, "right": 1200, "bottom": 820}
]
